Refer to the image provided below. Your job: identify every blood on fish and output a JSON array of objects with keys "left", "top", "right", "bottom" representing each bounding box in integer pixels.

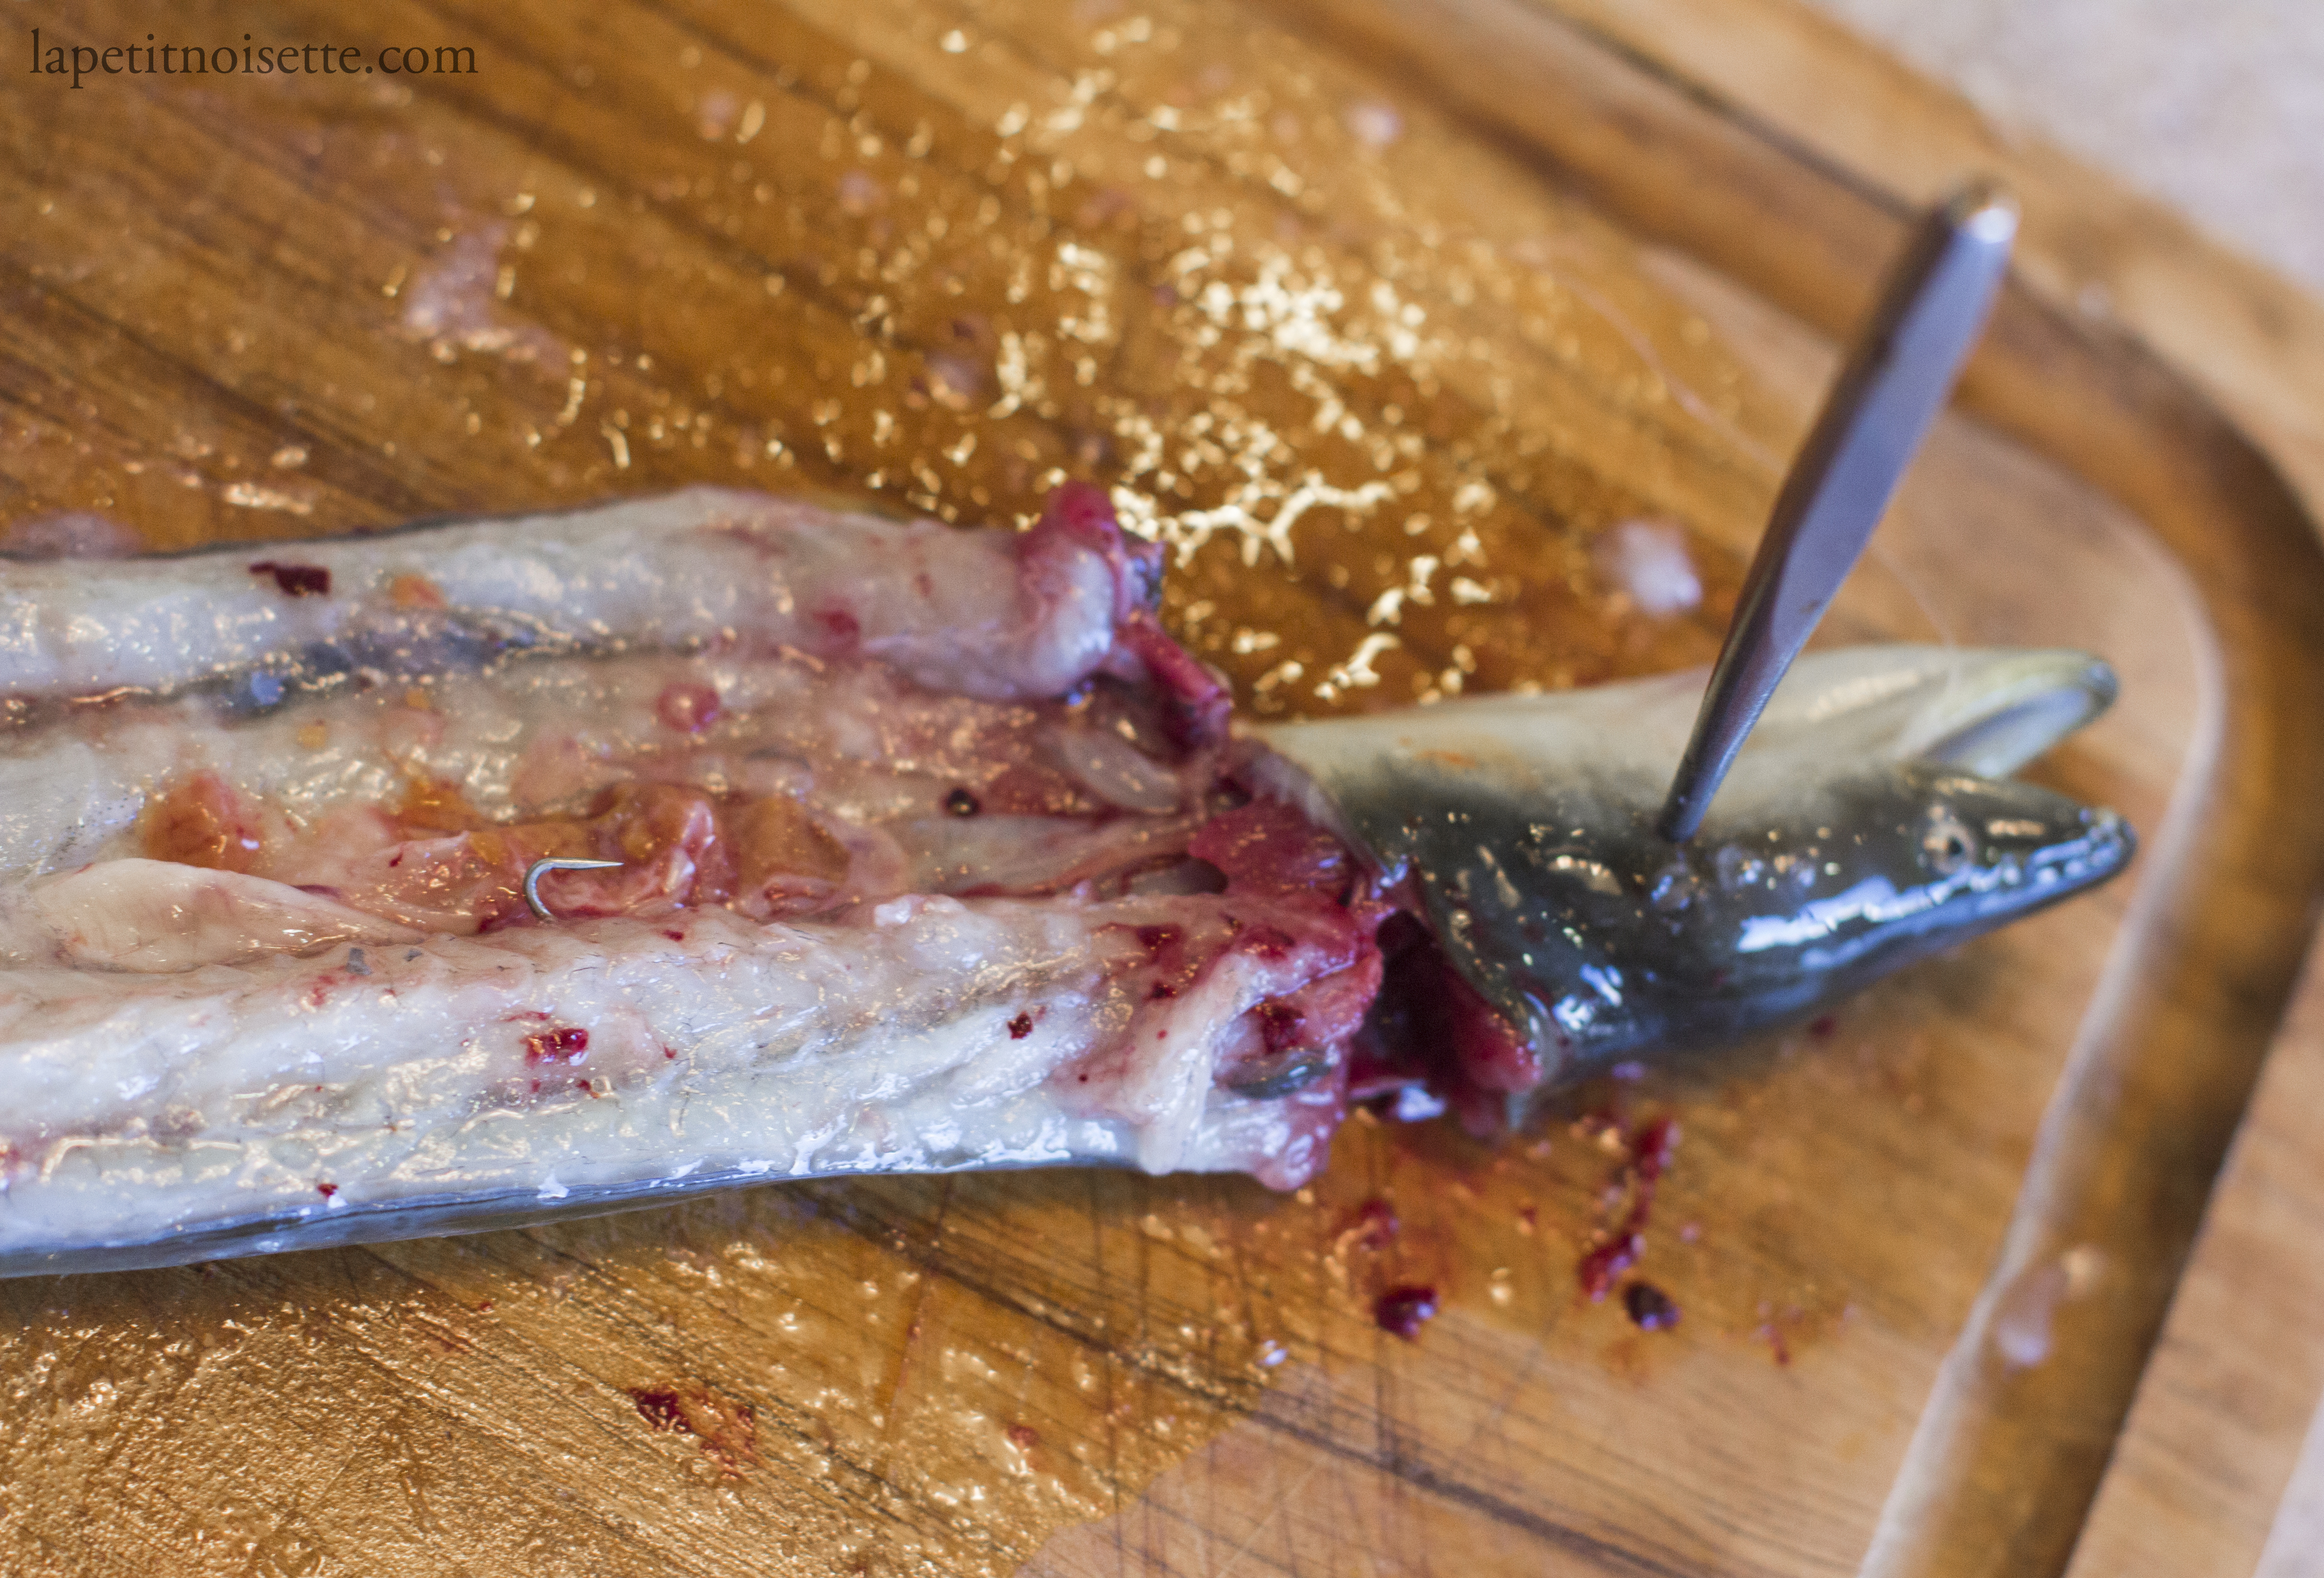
[
  {"left": 1256, "top": 1001, "right": 1307, "bottom": 1053},
  {"left": 1007, "top": 1012, "right": 1033, "bottom": 1039},
  {"left": 523, "top": 1027, "right": 589, "bottom": 1065},
  {"left": 1188, "top": 800, "right": 1350, "bottom": 898},
  {"left": 315, "top": 1182, "right": 338, "bottom": 1199},
  {"left": 247, "top": 560, "right": 331, "bottom": 597}
]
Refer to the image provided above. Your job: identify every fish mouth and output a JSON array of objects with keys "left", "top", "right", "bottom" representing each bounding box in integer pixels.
[{"left": 1723, "top": 770, "right": 2137, "bottom": 974}]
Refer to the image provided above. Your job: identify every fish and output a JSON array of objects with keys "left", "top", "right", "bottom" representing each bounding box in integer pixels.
[
  {"left": 0, "top": 485, "right": 2131, "bottom": 1274},
  {"left": 1258, "top": 645, "right": 2132, "bottom": 1124}
]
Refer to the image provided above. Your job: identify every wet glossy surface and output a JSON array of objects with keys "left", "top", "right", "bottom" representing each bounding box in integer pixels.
[{"left": 0, "top": 1, "right": 2202, "bottom": 1575}]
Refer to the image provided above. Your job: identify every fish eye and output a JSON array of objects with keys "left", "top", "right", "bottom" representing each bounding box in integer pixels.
[{"left": 1922, "top": 806, "right": 1977, "bottom": 875}]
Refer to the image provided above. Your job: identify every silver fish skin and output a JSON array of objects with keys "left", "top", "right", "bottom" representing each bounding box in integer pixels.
[{"left": 1258, "top": 645, "right": 2134, "bottom": 1105}]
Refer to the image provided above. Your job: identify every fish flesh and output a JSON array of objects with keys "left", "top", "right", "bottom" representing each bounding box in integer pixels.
[{"left": 0, "top": 486, "right": 2130, "bottom": 1274}]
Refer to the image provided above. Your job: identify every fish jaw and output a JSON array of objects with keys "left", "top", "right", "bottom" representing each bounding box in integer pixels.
[{"left": 1258, "top": 646, "right": 2134, "bottom": 1098}]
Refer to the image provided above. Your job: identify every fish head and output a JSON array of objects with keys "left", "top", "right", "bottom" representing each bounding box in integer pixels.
[
  {"left": 1610, "top": 759, "right": 2134, "bottom": 1051},
  {"left": 1254, "top": 647, "right": 2134, "bottom": 1094}
]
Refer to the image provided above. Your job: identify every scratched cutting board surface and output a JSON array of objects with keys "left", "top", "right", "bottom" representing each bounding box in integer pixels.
[{"left": 1, "top": 2, "right": 2320, "bottom": 1576}]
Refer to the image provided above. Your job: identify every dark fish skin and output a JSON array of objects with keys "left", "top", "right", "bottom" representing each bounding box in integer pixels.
[{"left": 1341, "top": 758, "right": 2133, "bottom": 1091}]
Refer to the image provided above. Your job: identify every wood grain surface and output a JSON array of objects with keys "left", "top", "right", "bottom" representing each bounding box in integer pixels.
[
  {"left": 1430, "top": 5, "right": 2324, "bottom": 1569},
  {"left": 0, "top": 2, "right": 2319, "bottom": 1576}
]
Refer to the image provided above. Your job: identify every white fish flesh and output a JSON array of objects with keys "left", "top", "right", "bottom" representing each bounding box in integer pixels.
[{"left": 0, "top": 486, "right": 2129, "bottom": 1274}]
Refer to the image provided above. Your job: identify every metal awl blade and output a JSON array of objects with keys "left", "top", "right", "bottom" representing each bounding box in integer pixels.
[{"left": 1655, "top": 180, "right": 2019, "bottom": 842}]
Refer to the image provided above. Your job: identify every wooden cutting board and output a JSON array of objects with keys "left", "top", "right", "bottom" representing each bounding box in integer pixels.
[{"left": 3, "top": 3, "right": 2321, "bottom": 1576}]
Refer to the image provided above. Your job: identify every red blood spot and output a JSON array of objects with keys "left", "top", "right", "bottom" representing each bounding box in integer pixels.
[
  {"left": 664, "top": 930, "right": 686, "bottom": 942},
  {"left": 1578, "top": 1232, "right": 1643, "bottom": 1301},
  {"left": 814, "top": 605, "right": 861, "bottom": 645},
  {"left": 1631, "top": 1117, "right": 1678, "bottom": 1184},
  {"left": 630, "top": 1389, "right": 687, "bottom": 1432},
  {"left": 663, "top": 1046, "right": 679, "bottom": 1060},
  {"left": 622, "top": 1385, "right": 760, "bottom": 1475},
  {"left": 1572, "top": 1115, "right": 1681, "bottom": 1296},
  {"left": 654, "top": 682, "right": 722, "bottom": 735},
  {"left": 475, "top": 1300, "right": 494, "bottom": 1313},
  {"left": 1187, "top": 800, "right": 1353, "bottom": 899},
  {"left": 1007, "top": 1423, "right": 1040, "bottom": 1449},
  {"left": 1134, "top": 924, "right": 1181, "bottom": 953},
  {"left": 1255, "top": 1000, "right": 1307, "bottom": 1053},
  {"left": 1808, "top": 1013, "right": 1838, "bottom": 1039},
  {"left": 1350, "top": 1198, "right": 1399, "bottom": 1251},
  {"left": 1623, "top": 1282, "right": 1680, "bottom": 1331},
  {"left": 315, "top": 1182, "right": 338, "bottom": 1199},
  {"left": 1373, "top": 1285, "right": 1438, "bottom": 1339},
  {"left": 247, "top": 560, "right": 331, "bottom": 596},
  {"left": 1007, "top": 1012, "right": 1033, "bottom": 1040},
  {"left": 523, "top": 1026, "right": 590, "bottom": 1065}
]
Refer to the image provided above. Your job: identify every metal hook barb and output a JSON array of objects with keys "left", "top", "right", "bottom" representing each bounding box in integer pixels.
[{"left": 523, "top": 857, "right": 624, "bottom": 920}]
